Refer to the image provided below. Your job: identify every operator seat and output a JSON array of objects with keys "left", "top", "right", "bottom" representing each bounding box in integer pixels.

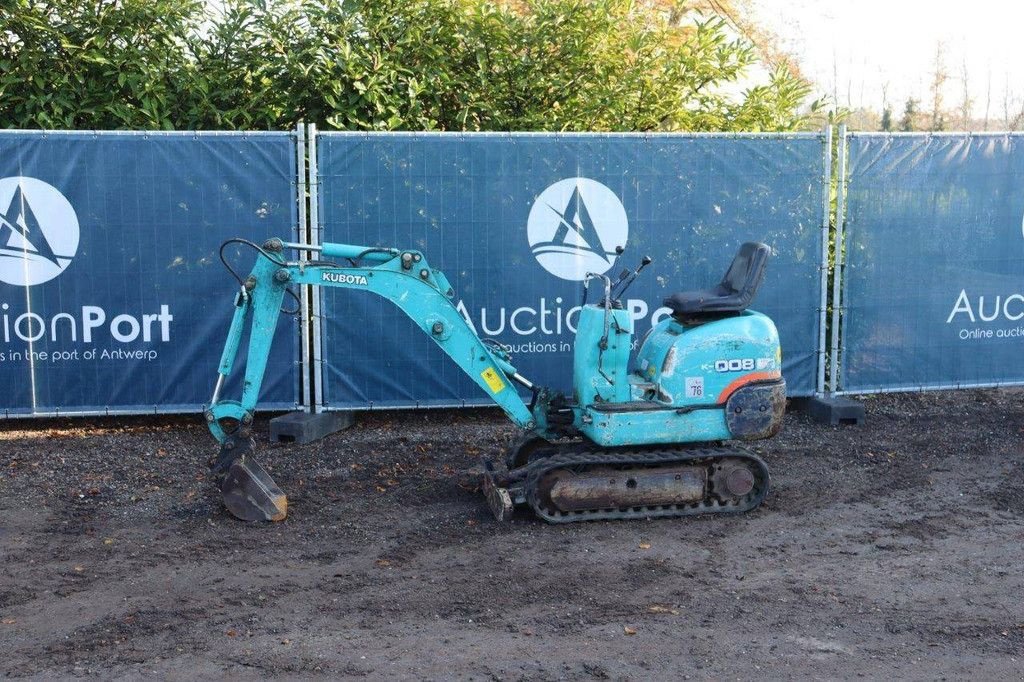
[{"left": 663, "top": 242, "right": 770, "bottom": 321}]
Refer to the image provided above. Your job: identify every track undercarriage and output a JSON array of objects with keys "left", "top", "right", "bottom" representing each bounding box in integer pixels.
[{"left": 483, "top": 438, "right": 770, "bottom": 523}]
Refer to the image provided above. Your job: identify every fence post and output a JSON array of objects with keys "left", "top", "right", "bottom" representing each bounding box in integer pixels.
[
  {"left": 815, "top": 124, "right": 833, "bottom": 395},
  {"left": 296, "top": 122, "right": 312, "bottom": 413},
  {"left": 829, "top": 124, "right": 849, "bottom": 394},
  {"left": 307, "top": 123, "right": 326, "bottom": 416},
  {"left": 794, "top": 123, "right": 865, "bottom": 426},
  {"left": 267, "top": 123, "right": 354, "bottom": 443}
]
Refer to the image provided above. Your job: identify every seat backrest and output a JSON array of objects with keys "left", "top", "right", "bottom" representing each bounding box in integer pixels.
[{"left": 720, "top": 242, "right": 770, "bottom": 307}]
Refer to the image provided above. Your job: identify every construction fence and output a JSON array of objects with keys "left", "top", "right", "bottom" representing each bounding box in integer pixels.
[
  {"left": 0, "top": 127, "right": 1021, "bottom": 416},
  {"left": 0, "top": 130, "right": 300, "bottom": 416}
]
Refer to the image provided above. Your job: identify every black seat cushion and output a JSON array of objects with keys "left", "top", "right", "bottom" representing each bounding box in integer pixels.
[{"left": 663, "top": 242, "right": 770, "bottom": 318}]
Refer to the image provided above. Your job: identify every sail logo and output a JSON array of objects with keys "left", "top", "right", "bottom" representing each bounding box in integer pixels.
[
  {"left": 0, "top": 177, "right": 80, "bottom": 287},
  {"left": 526, "top": 177, "right": 628, "bottom": 281}
]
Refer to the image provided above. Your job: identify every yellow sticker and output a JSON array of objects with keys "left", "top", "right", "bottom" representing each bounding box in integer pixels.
[{"left": 480, "top": 367, "right": 506, "bottom": 394}]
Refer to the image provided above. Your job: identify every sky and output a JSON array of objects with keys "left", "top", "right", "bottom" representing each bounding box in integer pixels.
[{"left": 745, "top": 0, "right": 1024, "bottom": 121}]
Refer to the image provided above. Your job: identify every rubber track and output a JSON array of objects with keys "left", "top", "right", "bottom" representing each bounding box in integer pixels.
[{"left": 522, "top": 445, "right": 770, "bottom": 524}]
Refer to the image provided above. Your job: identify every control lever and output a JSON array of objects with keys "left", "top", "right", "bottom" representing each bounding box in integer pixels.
[{"left": 614, "top": 255, "right": 653, "bottom": 298}]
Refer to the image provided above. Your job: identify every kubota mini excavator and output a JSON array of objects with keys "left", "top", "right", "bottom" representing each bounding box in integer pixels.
[{"left": 205, "top": 237, "right": 784, "bottom": 523}]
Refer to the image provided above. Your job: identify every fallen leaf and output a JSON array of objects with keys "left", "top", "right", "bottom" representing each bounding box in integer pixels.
[
  {"left": 73, "top": 565, "right": 84, "bottom": 572},
  {"left": 647, "top": 605, "right": 679, "bottom": 615},
  {"left": 226, "top": 629, "right": 237, "bottom": 637},
  {"left": 375, "top": 559, "right": 391, "bottom": 567},
  {"left": 624, "top": 626, "right": 637, "bottom": 636},
  {"left": 638, "top": 542, "right": 651, "bottom": 550}
]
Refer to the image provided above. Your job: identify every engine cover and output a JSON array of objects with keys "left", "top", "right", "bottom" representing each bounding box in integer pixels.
[
  {"left": 634, "top": 311, "right": 782, "bottom": 409},
  {"left": 573, "top": 310, "right": 785, "bottom": 448}
]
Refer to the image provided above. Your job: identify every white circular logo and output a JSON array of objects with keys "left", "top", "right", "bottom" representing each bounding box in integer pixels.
[
  {"left": 527, "top": 177, "right": 628, "bottom": 281},
  {"left": 0, "top": 177, "right": 79, "bottom": 286}
]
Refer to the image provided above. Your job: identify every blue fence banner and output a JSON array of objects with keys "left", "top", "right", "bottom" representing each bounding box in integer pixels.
[
  {"left": 839, "top": 133, "right": 1024, "bottom": 393},
  {"left": 315, "top": 132, "right": 828, "bottom": 409},
  {"left": 0, "top": 131, "right": 298, "bottom": 416}
]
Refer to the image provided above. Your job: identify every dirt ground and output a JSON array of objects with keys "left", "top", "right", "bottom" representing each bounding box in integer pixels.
[{"left": 1, "top": 390, "right": 1023, "bottom": 680}]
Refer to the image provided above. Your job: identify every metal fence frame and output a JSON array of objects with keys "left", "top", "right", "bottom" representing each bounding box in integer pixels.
[
  {"left": 815, "top": 124, "right": 833, "bottom": 394},
  {"left": 309, "top": 128, "right": 833, "bottom": 412},
  {"left": 830, "top": 129, "right": 1024, "bottom": 396},
  {"left": 827, "top": 124, "right": 848, "bottom": 394},
  {"left": 21, "top": 126, "right": 1024, "bottom": 415},
  {"left": 296, "top": 123, "right": 311, "bottom": 413},
  {"left": 307, "top": 124, "right": 327, "bottom": 414},
  {"left": 0, "top": 127, "right": 305, "bottom": 418}
]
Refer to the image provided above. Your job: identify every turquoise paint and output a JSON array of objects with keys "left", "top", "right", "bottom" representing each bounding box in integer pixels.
[
  {"left": 320, "top": 242, "right": 398, "bottom": 262},
  {"left": 575, "top": 310, "right": 782, "bottom": 447},
  {"left": 579, "top": 405, "right": 732, "bottom": 447},
  {"left": 573, "top": 305, "right": 634, "bottom": 405},
  {"left": 208, "top": 239, "right": 783, "bottom": 452},
  {"left": 635, "top": 312, "right": 781, "bottom": 406},
  {"left": 217, "top": 294, "right": 249, "bottom": 376},
  {"left": 208, "top": 244, "right": 535, "bottom": 442}
]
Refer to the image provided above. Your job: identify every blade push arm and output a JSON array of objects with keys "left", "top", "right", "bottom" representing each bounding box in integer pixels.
[{"left": 206, "top": 239, "right": 537, "bottom": 442}]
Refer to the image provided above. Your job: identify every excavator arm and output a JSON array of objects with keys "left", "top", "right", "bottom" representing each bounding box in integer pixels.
[{"left": 205, "top": 237, "right": 539, "bottom": 521}]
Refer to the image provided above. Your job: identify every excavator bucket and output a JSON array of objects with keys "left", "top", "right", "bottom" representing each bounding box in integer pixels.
[{"left": 212, "top": 438, "right": 287, "bottom": 522}]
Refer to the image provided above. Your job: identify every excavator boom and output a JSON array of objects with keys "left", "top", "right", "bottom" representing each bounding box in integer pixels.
[{"left": 206, "top": 238, "right": 539, "bottom": 521}]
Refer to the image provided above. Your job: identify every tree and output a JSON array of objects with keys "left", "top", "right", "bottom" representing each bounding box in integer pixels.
[
  {"left": 899, "top": 98, "right": 919, "bottom": 132},
  {"left": 958, "top": 58, "right": 973, "bottom": 130},
  {"left": 0, "top": 0, "right": 204, "bottom": 129},
  {"left": 983, "top": 65, "right": 992, "bottom": 130},
  {"left": 928, "top": 42, "right": 948, "bottom": 131},
  {"left": 880, "top": 106, "right": 893, "bottom": 132},
  {"left": 0, "top": 0, "right": 821, "bottom": 132}
]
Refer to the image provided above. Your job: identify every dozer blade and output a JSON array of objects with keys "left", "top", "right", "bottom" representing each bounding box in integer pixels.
[
  {"left": 482, "top": 464, "right": 514, "bottom": 522},
  {"left": 213, "top": 438, "right": 287, "bottom": 522}
]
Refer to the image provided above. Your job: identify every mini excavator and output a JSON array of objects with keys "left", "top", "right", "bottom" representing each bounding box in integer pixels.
[{"left": 205, "top": 237, "right": 785, "bottom": 523}]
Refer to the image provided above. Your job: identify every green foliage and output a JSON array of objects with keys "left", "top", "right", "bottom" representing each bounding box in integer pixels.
[
  {"left": 880, "top": 106, "right": 892, "bottom": 132},
  {"left": 0, "top": 0, "right": 203, "bottom": 129},
  {"left": 0, "top": 0, "right": 820, "bottom": 131},
  {"left": 899, "top": 98, "right": 918, "bottom": 132}
]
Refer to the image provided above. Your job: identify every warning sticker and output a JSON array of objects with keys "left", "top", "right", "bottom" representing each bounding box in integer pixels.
[
  {"left": 481, "top": 367, "right": 506, "bottom": 393},
  {"left": 685, "top": 376, "right": 704, "bottom": 398}
]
